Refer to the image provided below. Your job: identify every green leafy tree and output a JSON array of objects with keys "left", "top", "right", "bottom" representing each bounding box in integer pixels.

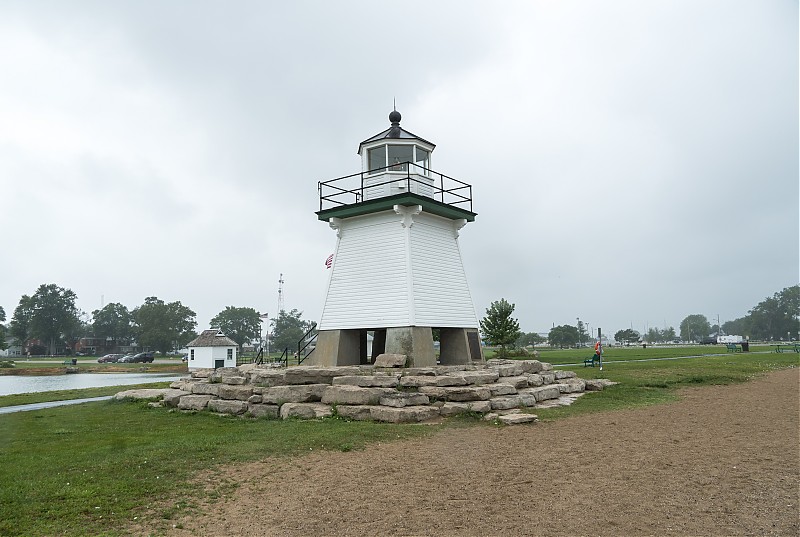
[
  {"left": 9, "top": 295, "right": 34, "bottom": 349},
  {"left": 269, "top": 309, "right": 311, "bottom": 353},
  {"left": 679, "top": 314, "right": 711, "bottom": 343},
  {"left": 516, "top": 332, "right": 545, "bottom": 348},
  {"left": 747, "top": 285, "right": 799, "bottom": 340},
  {"left": 133, "top": 297, "right": 197, "bottom": 354},
  {"left": 614, "top": 328, "right": 640, "bottom": 345},
  {"left": 92, "top": 303, "right": 134, "bottom": 345},
  {"left": 210, "top": 306, "right": 262, "bottom": 352},
  {"left": 24, "top": 284, "right": 81, "bottom": 355},
  {"left": 479, "top": 299, "right": 522, "bottom": 357},
  {"left": 548, "top": 324, "right": 579, "bottom": 349},
  {"left": 662, "top": 327, "right": 677, "bottom": 342},
  {"left": 576, "top": 319, "right": 588, "bottom": 346},
  {"left": 0, "top": 306, "right": 6, "bottom": 351}
]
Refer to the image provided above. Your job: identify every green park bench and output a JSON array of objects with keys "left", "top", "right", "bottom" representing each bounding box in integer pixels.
[
  {"left": 772, "top": 343, "right": 800, "bottom": 353},
  {"left": 583, "top": 355, "right": 600, "bottom": 367},
  {"left": 726, "top": 343, "right": 741, "bottom": 353}
]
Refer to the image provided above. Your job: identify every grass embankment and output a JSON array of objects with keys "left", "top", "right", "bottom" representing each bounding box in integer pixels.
[
  {"left": 0, "top": 382, "right": 173, "bottom": 408},
  {"left": 0, "top": 350, "right": 796, "bottom": 536}
]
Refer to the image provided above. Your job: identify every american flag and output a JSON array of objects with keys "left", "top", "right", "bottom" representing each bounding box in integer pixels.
[{"left": 325, "top": 253, "right": 334, "bottom": 269}]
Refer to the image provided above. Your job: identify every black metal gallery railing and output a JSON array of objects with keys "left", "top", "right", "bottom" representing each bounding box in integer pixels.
[{"left": 318, "top": 162, "right": 473, "bottom": 213}]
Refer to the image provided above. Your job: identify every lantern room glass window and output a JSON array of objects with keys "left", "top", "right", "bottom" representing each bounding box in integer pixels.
[
  {"left": 414, "top": 147, "right": 429, "bottom": 174},
  {"left": 367, "top": 146, "right": 385, "bottom": 174},
  {"left": 387, "top": 145, "right": 413, "bottom": 171},
  {"left": 367, "top": 144, "right": 430, "bottom": 176}
]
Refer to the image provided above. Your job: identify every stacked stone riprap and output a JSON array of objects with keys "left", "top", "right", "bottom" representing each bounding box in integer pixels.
[{"left": 114, "top": 358, "right": 616, "bottom": 424}]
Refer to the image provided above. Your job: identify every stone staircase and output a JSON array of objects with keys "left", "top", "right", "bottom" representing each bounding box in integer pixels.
[{"left": 117, "top": 358, "right": 615, "bottom": 425}]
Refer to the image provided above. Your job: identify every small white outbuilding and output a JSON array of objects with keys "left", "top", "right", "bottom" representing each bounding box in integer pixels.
[{"left": 186, "top": 329, "right": 238, "bottom": 370}]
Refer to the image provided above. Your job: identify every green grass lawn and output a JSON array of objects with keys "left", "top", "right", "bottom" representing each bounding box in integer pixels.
[
  {"left": 486, "top": 344, "right": 777, "bottom": 364},
  {"left": 0, "top": 350, "right": 796, "bottom": 536}
]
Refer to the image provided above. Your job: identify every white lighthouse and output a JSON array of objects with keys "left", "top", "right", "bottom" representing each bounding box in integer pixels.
[{"left": 311, "top": 110, "right": 483, "bottom": 367}]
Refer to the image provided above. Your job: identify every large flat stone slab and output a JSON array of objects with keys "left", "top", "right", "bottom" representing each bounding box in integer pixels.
[
  {"left": 284, "top": 366, "right": 361, "bottom": 385},
  {"left": 459, "top": 370, "right": 500, "bottom": 385},
  {"left": 498, "top": 413, "right": 538, "bottom": 425},
  {"left": 419, "top": 386, "right": 492, "bottom": 402},
  {"left": 370, "top": 405, "right": 440, "bottom": 423},
  {"left": 332, "top": 375, "right": 400, "bottom": 388},
  {"left": 321, "top": 386, "right": 393, "bottom": 405},
  {"left": 439, "top": 401, "right": 492, "bottom": 416},
  {"left": 261, "top": 384, "right": 327, "bottom": 404},
  {"left": 248, "top": 370, "right": 287, "bottom": 387}
]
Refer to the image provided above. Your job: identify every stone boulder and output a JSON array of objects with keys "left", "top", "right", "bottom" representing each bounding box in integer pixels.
[
  {"left": 373, "top": 353, "right": 408, "bottom": 368},
  {"left": 419, "top": 386, "right": 492, "bottom": 402},
  {"left": 248, "top": 369, "right": 287, "bottom": 387},
  {"left": 163, "top": 389, "right": 191, "bottom": 407},
  {"left": 218, "top": 385, "right": 253, "bottom": 401},
  {"left": 191, "top": 383, "right": 221, "bottom": 396},
  {"left": 336, "top": 405, "right": 376, "bottom": 421},
  {"left": 248, "top": 403, "right": 279, "bottom": 419},
  {"left": 113, "top": 388, "right": 171, "bottom": 401},
  {"left": 177, "top": 394, "right": 214, "bottom": 411},
  {"left": 280, "top": 402, "right": 333, "bottom": 419},
  {"left": 379, "top": 392, "right": 430, "bottom": 408},
  {"left": 208, "top": 399, "right": 248, "bottom": 415}
]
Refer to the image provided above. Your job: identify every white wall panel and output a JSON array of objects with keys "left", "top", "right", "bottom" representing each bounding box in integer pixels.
[{"left": 319, "top": 209, "right": 478, "bottom": 330}]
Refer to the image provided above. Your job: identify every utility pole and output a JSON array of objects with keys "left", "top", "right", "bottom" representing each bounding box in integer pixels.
[{"left": 277, "top": 273, "right": 285, "bottom": 313}]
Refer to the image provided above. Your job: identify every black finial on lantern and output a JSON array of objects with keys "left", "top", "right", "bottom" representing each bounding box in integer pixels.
[{"left": 389, "top": 109, "right": 401, "bottom": 126}]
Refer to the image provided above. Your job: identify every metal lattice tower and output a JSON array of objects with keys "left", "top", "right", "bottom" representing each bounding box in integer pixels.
[{"left": 277, "top": 273, "right": 285, "bottom": 313}]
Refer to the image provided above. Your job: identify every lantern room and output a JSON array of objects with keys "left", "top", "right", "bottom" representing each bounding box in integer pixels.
[{"left": 358, "top": 110, "right": 436, "bottom": 200}]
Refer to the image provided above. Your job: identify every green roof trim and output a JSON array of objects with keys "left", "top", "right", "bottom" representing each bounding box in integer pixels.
[{"left": 316, "top": 193, "right": 476, "bottom": 222}]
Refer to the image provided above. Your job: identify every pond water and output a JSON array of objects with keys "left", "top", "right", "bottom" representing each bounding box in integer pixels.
[{"left": 0, "top": 373, "right": 185, "bottom": 396}]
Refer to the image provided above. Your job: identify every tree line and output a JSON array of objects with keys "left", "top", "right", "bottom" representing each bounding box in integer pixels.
[
  {"left": 0, "top": 283, "right": 312, "bottom": 356},
  {"left": 479, "top": 285, "right": 799, "bottom": 354}
]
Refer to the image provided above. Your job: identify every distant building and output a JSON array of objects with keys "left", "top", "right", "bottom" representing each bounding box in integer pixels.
[{"left": 186, "top": 329, "right": 238, "bottom": 370}]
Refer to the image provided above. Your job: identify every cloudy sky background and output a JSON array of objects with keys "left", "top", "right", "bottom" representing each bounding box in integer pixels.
[{"left": 1, "top": 1, "right": 797, "bottom": 338}]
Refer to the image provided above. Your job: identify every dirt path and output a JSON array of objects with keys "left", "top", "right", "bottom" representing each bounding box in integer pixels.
[{"left": 165, "top": 368, "right": 799, "bottom": 536}]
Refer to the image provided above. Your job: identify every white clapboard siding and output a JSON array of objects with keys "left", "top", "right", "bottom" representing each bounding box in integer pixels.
[
  {"left": 320, "top": 212, "right": 411, "bottom": 329},
  {"left": 319, "top": 208, "right": 479, "bottom": 330},
  {"left": 410, "top": 215, "right": 479, "bottom": 327}
]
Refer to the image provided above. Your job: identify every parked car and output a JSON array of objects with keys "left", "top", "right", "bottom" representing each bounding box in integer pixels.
[
  {"left": 119, "top": 354, "right": 136, "bottom": 363},
  {"left": 129, "top": 352, "right": 155, "bottom": 363},
  {"left": 97, "top": 354, "right": 124, "bottom": 363}
]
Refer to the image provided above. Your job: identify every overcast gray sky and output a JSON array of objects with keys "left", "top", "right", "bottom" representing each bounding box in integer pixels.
[{"left": 1, "top": 0, "right": 797, "bottom": 338}]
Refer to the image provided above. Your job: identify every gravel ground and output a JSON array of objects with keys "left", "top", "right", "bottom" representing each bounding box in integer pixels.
[{"left": 155, "top": 367, "right": 798, "bottom": 536}]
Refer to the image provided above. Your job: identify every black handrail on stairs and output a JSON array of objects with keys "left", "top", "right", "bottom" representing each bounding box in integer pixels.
[{"left": 297, "top": 322, "right": 318, "bottom": 365}]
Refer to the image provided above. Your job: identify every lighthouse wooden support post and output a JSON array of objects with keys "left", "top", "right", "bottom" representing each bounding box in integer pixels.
[{"left": 312, "top": 110, "right": 484, "bottom": 367}]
